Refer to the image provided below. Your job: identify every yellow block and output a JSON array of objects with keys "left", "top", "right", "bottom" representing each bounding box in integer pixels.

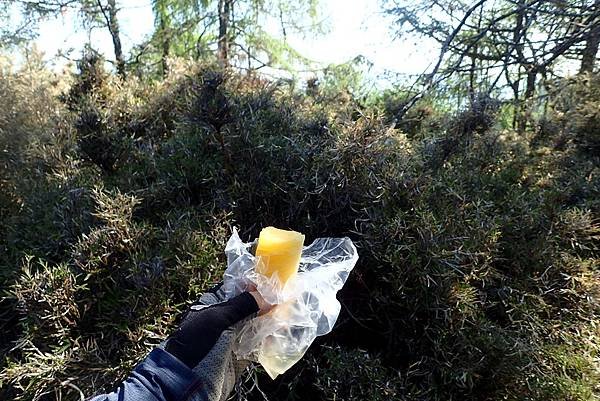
[{"left": 255, "top": 227, "right": 305, "bottom": 285}]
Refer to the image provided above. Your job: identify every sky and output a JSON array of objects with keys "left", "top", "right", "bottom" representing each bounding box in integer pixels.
[{"left": 30, "top": 0, "right": 438, "bottom": 86}]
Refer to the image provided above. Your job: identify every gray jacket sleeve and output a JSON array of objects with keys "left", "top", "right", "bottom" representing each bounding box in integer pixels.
[
  {"left": 88, "top": 292, "right": 259, "bottom": 401},
  {"left": 88, "top": 348, "right": 208, "bottom": 401}
]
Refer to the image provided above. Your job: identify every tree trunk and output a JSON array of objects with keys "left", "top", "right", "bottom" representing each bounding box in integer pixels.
[
  {"left": 524, "top": 69, "right": 536, "bottom": 100},
  {"left": 511, "top": 0, "right": 525, "bottom": 130},
  {"left": 104, "top": 0, "right": 126, "bottom": 78},
  {"left": 468, "top": 54, "right": 476, "bottom": 105},
  {"left": 580, "top": 3, "right": 600, "bottom": 74},
  {"left": 217, "top": 0, "right": 232, "bottom": 67},
  {"left": 518, "top": 68, "right": 537, "bottom": 132},
  {"left": 505, "top": 66, "right": 519, "bottom": 129},
  {"left": 159, "top": 12, "right": 170, "bottom": 77}
]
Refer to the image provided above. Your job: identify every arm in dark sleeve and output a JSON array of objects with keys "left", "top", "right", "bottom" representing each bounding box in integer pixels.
[
  {"left": 88, "top": 348, "right": 207, "bottom": 401},
  {"left": 88, "top": 292, "right": 258, "bottom": 401}
]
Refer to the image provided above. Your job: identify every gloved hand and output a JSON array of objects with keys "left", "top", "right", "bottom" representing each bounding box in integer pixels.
[{"left": 162, "top": 284, "right": 269, "bottom": 401}]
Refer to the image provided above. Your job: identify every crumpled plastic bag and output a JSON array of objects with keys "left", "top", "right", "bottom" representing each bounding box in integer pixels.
[{"left": 220, "top": 228, "right": 359, "bottom": 379}]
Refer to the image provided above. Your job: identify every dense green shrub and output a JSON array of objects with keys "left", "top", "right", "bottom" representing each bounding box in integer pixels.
[
  {"left": 0, "top": 58, "right": 598, "bottom": 401},
  {"left": 546, "top": 72, "right": 600, "bottom": 152},
  {"left": 308, "top": 346, "right": 402, "bottom": 401}
]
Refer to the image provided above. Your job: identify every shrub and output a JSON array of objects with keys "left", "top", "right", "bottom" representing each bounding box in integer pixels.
[
  {"left": 1, "top": 57, "right": 599, "bottom": 401},
  {"left": 308, "top": 346, "right": 402, "bottom": 401},
  {"left": 547, "top": 73, "right": 600, "bottom": 153}
]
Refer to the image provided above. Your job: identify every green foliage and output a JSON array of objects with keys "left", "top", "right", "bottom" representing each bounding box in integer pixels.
[
  {"left": 546, "top": 73, "right": 600, "bottom": 153},
  {"left": 1, "top": 57, "right": 599, "bottom": 401},
  {"left": 139, "top": 0, "right": 323, "bottom": 76},
  {"left": 223, "top": 0, "right": 323, "bottom": 71},
  {"left": 308, "top": 346, "right": 402, "bottom": 401},
  {"left": 148, "top": 0, "right": 214, "bottom": 65},
  {"left": 305, "top": 56, "right": 372, "bottom": 107},
  {"left": 62, "top": 50, "right": 110, "bottom": 110}
]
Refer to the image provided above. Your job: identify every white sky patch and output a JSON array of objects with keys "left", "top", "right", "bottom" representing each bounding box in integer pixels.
[
  {"left": 35, "top": 0, "right": 154, "bottom": 70},
  {"left": 287, "top": 0, "right": 436, "bottom": 76}
]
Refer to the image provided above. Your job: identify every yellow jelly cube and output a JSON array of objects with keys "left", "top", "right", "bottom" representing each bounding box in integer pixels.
[{"left": 255, "top": 227, "right": 305, "bottom": 285}]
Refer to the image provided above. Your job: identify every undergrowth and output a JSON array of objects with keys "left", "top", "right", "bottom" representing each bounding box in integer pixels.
[{"left": 0, "top": 55, "right": 598, "bottom": 400}]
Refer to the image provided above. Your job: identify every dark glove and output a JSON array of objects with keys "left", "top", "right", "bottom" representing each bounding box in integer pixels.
[
  {"left": 165, "top": 291, "right": 258, "bottom": 367},
  {"left": 162, "top": 287, "right": 259, "bottom": 401}
]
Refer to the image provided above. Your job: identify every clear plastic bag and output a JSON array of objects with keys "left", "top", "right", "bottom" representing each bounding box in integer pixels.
[{"left": 221, "top": 229, "right": 359, "bottom": 379}]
